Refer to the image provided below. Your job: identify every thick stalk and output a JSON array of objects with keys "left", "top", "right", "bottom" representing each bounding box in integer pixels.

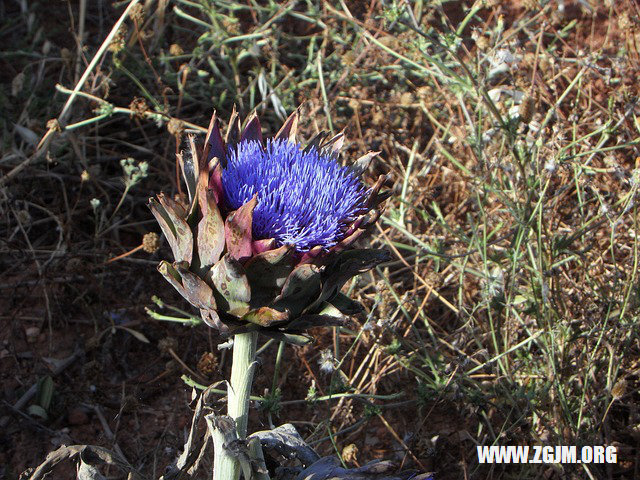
[{"left": 213, "top": 331, "right": 258, "bottom": 480}]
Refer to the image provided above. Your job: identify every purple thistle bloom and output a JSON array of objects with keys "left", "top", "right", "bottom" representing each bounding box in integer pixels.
[{"left": 222, "top": 138, "right": 366, "bottom": 251}]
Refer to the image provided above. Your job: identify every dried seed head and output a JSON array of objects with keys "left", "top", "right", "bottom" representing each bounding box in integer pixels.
[
  {"left": 476, "top": 35, "right": 490, "bottom": 51},
  {"left": 400, "top": 91, "right": 414, "bottom": 107},
  {"left": 167, "top": 117, "right": 185, "bottom": 137},
  {"left": 318, "top": 349, "right": 335, "bottom": 374},
  {"left": 618, "top": 12, "right": 632, "bottom": 31},
  {"left": 538, "top": 55, "right": 552, "bottom": 73},
  {"left": 108, "top": 26, "right": 127, "bottom": 53},
  {"left": 169, "top": 43, "right": 184, "bottom": 56},
  {"left": 129, "top": 97, "right": 149, "bottom": 119},
  {"left": 60, "top": 48, "right": 73, "bottom": 63},
  {"left": 129, "top": 4, "right": 145, "bottom": 24},
  {"left": 521, "top": 52, "right": 536, "bottom": 69},
  {"left": 342, "top": 444, "right": 359, "bottom": 464},
  {"left": 142, "top": 232, "right": 161, "bottom": 254},
  {"left": 519, "top": 95, "right": 536, "bottom": 123},
  {"left": 197, "top": 352, "right": 219, "bottom": 376},
  {"left": 611, "top": 378, "right": 627, "bottom": 400},
  {"left": 47, "top": 119, "right": 61, "bottom": 132}
]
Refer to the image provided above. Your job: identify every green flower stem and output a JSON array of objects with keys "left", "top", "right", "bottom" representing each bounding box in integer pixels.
[
  {"left": 214, "top": 331, "right": 258, "bottom": 480},
  {"left": 229, "top": 331, "right": 258, "bottom": 438}
]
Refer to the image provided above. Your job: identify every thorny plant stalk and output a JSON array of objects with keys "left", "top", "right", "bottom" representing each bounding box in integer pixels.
[{"left": 214, "top": 331, "right": 258, "bottom": 480}]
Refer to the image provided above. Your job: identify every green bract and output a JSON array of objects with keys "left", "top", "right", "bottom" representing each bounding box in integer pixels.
[{"left": 149, "top": 109, "right": 391, "bottom": 345}]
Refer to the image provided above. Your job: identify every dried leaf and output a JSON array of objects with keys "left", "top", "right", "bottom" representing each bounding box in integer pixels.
[
  {"left": 242, "top": 307, "right": 289, "bottom": 327},
  {"left": 149, "top": 194, "right": 193, "bottom": 263},
  {"left": 115, "top": 326, "right": 150, "bottom": 344},
  {"left": 225, "top": 195, "right": 257, "bottom": 262},
  {"left": 197, "top": 190, "right": 225, "bottom": 270},
  {"left": 250, "top": 423, "right": 320, "bottom": 467},
  {"left": 174, "top": 262, "right": 218, "bottom": 310}
]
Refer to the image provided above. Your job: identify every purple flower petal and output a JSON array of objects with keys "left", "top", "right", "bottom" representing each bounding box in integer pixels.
[{"left": 222, "top": 139, "right": 366, "bottom": 251}]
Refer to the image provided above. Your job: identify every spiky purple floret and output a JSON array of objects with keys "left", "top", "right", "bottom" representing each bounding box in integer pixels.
[{"left": 222, "top": 139, "right": 366, "bottom": 251}]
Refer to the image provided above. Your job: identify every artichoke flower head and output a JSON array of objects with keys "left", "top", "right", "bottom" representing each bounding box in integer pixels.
[{"left": 149, "top": 108, "right": 391, "bottom": 345}]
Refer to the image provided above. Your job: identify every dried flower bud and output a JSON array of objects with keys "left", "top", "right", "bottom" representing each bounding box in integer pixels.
[{"left": 618, "top": 12, "right": 632, "bottom": 31}]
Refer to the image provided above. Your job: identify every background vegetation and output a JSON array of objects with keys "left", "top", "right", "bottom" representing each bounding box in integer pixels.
[{"left": 1, "top": 0, "right": 639, "bottom": 478}]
